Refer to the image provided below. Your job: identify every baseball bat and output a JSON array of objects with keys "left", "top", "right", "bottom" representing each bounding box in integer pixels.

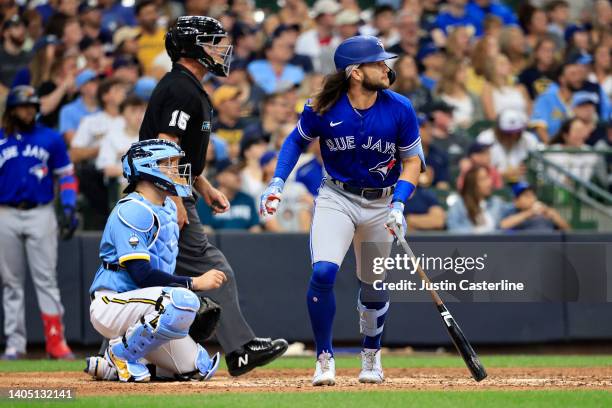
[{"left": 391, "top": 226, "right": 488, "bottom": 382}]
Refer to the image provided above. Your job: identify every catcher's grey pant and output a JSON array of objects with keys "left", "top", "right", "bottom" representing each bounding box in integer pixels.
[
  {"left": 311, "top": 180, "right": 394, "bottom": 282},
  {"left": 174, "top": 196, "right": 255, "bottom": 353},
  {"left": 0, "top": 204, "right": 65, "bottom": 352},
  {"left": 90, "top": 287, "right": 201, "bottom": 376}
]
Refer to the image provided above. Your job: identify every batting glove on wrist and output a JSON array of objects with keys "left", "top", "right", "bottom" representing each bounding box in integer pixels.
[
  {"left": 384, "top": 201, "right": 407, "bottom": 240},
  {"left": 260, "top": 177, "right": 284, "bottom": 217},
  {"left": 59, "top": 205, "right": 79, "bottom": 241}
]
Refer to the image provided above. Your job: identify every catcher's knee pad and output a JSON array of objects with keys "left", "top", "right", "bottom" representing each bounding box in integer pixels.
[
  {"left": 357, "top": 299, "right": 389, "bottom": 337},
  {"left": 311, "top": 261, "right": 339, "bottom": 286},
  {"left": 157, "top": 287, "right": 200, "bottom": 339}
]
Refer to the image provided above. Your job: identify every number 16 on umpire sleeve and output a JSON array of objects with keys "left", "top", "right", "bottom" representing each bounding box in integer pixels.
[{"left": 169, "top": 110, "right": 190, "bottom": 131}]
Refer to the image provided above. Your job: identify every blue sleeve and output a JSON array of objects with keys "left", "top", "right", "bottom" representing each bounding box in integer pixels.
[
  {"left": 274, "top": 103, "right": 317, "bottom": 181},
  {"left": 58, "top": 105, "right": 76, "bottom": 134},
  {"left": 10, "top": 68, "right": 31, "bottom": 88},
  {"left": 48, "top": 131, "right": 77, "bottom": 207},
  {"left": 125, "top": 259, "right": 191, "bottom": 289},
  {"left": 48, "top": 130, "right": 72, "bottom": 174},
  {"left": 434, "top": 13, "right": 450, "bottom": 32},
  {"left": 109, "top": 212, "right": 152, "bottom": 266},
  {"left": 530, "top": 94, "right": 551, "bottom": 129},
  {"left": 396, "top": 96, "right": 426, "bottom": 171}
]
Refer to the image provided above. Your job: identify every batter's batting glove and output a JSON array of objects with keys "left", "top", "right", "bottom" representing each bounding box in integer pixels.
[
  {"left": 59, "top": 206, "right": 79, "bottom": 241},
  {"left": 385, "top": 201, "right": 407, "bottom": 240},
  {"left": 260, "top": 177, "right": 284, "bottom": 217}
]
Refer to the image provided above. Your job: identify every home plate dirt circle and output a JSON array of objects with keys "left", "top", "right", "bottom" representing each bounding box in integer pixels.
[{"left": 1, "top": 367, "right": 611, "bottom": 395}]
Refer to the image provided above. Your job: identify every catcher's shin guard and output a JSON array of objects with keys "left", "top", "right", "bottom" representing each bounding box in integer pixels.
[
  {"left": 109, "top": 287, "right": 199, "bottom": 382},
  {"left": 195, "top": 345, "right": 221, "bottom": 380}
]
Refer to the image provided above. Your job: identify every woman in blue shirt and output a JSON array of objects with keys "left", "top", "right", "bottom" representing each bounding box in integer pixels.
[{"left": 447, "top": 164, "right": 510, "bottom": 233}]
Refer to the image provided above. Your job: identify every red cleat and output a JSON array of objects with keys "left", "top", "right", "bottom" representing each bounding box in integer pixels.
[{"left": 41, "top": 314, "right": 75, "bottom": 360}]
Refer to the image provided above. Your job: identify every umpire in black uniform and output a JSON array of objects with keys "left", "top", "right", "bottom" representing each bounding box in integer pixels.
[{"left": 139, "top": 16, "right": 287, "bottom": 376}]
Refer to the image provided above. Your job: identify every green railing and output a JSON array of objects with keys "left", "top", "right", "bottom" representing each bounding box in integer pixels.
[{"left": 526, "top": 147, "right": 612, "bottom": 231}]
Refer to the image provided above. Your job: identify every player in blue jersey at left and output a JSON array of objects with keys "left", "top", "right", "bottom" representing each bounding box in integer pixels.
[
  {"left": 0, "top": 86, "right": 78, "bottom": 360},
  {"left": 261, "top": 35, "right": 425, "bottom": 386},
  {"left": 84, "top": 139, "right": 227, "bottom": 382}
]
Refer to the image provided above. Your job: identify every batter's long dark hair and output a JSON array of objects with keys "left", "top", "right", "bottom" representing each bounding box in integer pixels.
[{"left": 311, "top": 71, "right": 348, "bottom": 115}]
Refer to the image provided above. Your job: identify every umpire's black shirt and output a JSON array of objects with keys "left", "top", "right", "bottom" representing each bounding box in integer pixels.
[{"left": 139, "top": 63, "right": 213, "bottom": 177}]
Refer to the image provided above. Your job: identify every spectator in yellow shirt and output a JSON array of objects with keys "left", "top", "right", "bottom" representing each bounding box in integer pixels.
[{"left": 135, "top": 0, "right": 166, "bottom": 75}]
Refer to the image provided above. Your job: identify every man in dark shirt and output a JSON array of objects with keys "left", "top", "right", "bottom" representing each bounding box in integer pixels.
[
  {"left": 197, "top": 160, "right": 261, "bottom": 232},
  {"left": 500, "top": 182, "right": 570, "bottom": 231},
  {"left": 0, "top": 16, "right": 31, "bottom": 92},
  {"left": 139, "top": 16, "right": 287, "bottom": 377}
]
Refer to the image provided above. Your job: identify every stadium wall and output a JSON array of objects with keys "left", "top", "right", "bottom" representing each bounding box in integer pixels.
[{"left": 1, "top": 231, "right": 610, "bottom": 347}]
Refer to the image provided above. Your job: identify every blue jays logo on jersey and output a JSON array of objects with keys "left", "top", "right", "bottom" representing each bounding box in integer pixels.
[
  {"left": 29, "top": 164, "right": 49, "bottom": 181},
  {"left": 369, "top": 155, "right": 396, "bottom": 179}
]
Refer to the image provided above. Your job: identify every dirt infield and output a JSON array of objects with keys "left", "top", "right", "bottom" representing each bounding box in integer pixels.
[{"left": 2, "top": 367, "right": 611, "bottom": 395}]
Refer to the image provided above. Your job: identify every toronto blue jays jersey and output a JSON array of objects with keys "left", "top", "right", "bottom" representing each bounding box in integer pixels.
[
  {"left": 89, "top": 193, "right": 179, "bottom": 294},
  {"left": 295, "top": 90, "right": 425, "bottom": 188},
  {"left": 0, "top": 125, "right": 73, "bottom": 204}
]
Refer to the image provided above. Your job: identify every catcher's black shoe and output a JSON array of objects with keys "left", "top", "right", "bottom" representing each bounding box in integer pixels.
[{"left": 226, "top": 337, "right": 288, "bottom": 376}]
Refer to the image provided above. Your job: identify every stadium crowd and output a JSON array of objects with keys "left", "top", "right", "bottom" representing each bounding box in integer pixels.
[{"left": 1, "top": 0, "right": 611, "bottom": 234}]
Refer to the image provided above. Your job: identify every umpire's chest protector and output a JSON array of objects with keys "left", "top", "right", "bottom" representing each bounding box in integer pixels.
[{"left": 149, "top": 198, "right": 180, "bottom": 274}]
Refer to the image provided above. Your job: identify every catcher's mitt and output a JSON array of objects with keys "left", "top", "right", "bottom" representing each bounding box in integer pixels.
[{"left": 189, "top": 295, "right": 222, "bottom": 345}]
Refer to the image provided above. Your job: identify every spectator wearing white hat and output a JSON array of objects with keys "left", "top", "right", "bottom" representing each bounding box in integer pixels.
[
  {"left": 476, "top": 109, "right": 540, "bottom": 183},
  {"left": 335, "top": 9, "right": 362, "bottom": 40},
  {"left": 295, "top": 0, "right": 342, "bottom": 73}
]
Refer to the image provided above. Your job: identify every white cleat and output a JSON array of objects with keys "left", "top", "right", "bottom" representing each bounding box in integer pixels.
[
  {"left": 84, "top": 355, "right": 118, "bottom": 381},
  {"left": 358, "top": 348, "right": 384, "bottom": 384},
  {"left": 312, "top": 352, "right": 336, "bottom": 386}
]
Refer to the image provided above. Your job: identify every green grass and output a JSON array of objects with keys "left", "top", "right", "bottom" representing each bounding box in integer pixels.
[
  {"left": 2, "top": 391, "right": 612, "bottom": 408},
  {"left": 1, "top": 354, "right": 611, "bottom": 373}
]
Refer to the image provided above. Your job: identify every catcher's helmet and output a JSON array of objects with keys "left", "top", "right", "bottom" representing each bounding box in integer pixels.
[
  {"left": 6, "top": 85, "right": 40, "bottom": 110},
  {"left": 122, "top": 139, "right": 192, "bottom": 197},
  {"left": 165, "top": 16, "right": 233, "bottom": 77},
  {"left": 334, "top": 35, "right": 397, "bottom": 71}
]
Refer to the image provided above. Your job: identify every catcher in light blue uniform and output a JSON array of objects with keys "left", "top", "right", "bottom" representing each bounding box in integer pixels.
[
  {"left": 85, "top": 139, "right": 227, "bottom": 382},
  {"left": 261, "top": 36, "right": 425, "bottom": 386}
]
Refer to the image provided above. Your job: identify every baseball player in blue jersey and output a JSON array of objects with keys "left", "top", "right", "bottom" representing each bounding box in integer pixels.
[
  {"left": 84, "top": 139, "right": 226, "bottom": 382},
  {"left": 261, "top": 36, "right": 425, "bottom": 385},
  {"left": 0, "top": 86, "right": 78, "bottom": 360}
]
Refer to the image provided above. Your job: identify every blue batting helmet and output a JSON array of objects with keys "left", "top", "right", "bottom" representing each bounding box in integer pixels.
[
  {"left": 333, "top": 35, "right": 397, "bottom": 71},
  {"left": 6, "top": 86, "right": 40, "bottom": 110},
  {"left": 122, "top": 139, "right": 192, "bottom": 197}
]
